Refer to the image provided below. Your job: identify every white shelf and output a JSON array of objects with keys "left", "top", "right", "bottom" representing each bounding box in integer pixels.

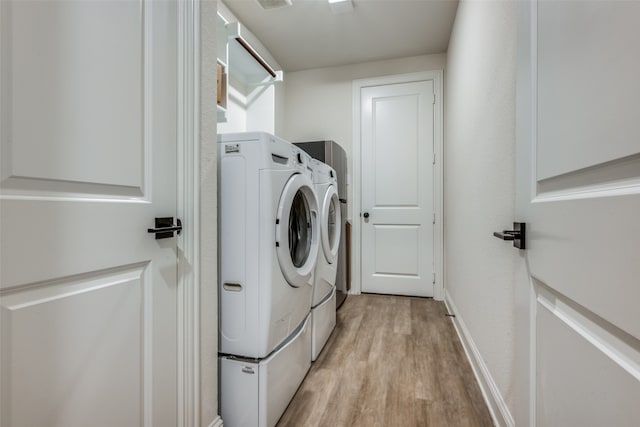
[
  {"left": 216, "top": 6, "right": 281, "bottom": 131},
  {"left": 217, "top": 104, "right": 227, "bottom": 122},
  {"left": 226, "top": 22, "right": 283, "bottom": 87},
  {"left": 217, "top": 13, "right": 228, "bottom": 123}
]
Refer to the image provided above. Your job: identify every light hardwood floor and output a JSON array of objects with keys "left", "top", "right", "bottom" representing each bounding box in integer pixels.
[{"left": 277, "top": 294, "right": 494, "bottom": 427}]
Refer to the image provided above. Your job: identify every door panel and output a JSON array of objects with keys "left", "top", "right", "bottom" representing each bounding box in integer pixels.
[
  {"left": 373, "top": 95, "right": 420, "bottom": 206},
  {"left": 1, "top": 266, "right": 148, "bottom": 426},
  {"left": 534, "top": 283, "right": 640, "bottom": 426},
  {"left": 373, "top": 225, "right": 419, "bottom": 276},
  {"left": 517, "top": 1, "right": 640, "bottom": 424},
  {"left": 536, "top": 1, "right": 640, "bottom": 179},
  {"left": 0, "top": 1, "right": 178, "bottom": 426},
  {"left": 6, "top": 1, "right": 144, "bottom": 188},
  {"left": 361, "top": 81, "right": 434, "bottom": 296}
]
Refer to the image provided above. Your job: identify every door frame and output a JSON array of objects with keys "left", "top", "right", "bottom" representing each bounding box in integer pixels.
[
  {"left": 177, "top": 0, "right": 213, "bottom": 425},
  {"left": 515, "top": 2, "right": 536, "bottom": 424},
  {"left": 178, "top": 0, "right": 198, "bottom": 424},
  {"left": 351, "top": 71, "right": 444, "bottom": 300}
]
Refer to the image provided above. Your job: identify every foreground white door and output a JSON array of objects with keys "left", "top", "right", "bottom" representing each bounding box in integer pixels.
[
  {"left": 0, "top": 1, "right": 179, "bottom": 426},
  {"left": 516, "top": 1, "right": 640, "bottom": 425},
  {"left": 360, "top": 80, "right": 435, "bottom": 297}
]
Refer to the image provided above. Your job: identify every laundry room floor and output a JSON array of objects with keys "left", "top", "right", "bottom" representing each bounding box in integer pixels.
[{"left": 277, "top": 294, "right": 494, "bottom": 427}]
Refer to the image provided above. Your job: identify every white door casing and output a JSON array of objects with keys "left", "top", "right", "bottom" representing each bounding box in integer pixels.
[
  {"left": 354, "top": 73, "right": 443, "bottom": 298},
  {"left": 516, "top": 1, "right": 640, "bottom": 425},
  {"left": 0, "top": 1, "right": 191, "bottom": 426}
]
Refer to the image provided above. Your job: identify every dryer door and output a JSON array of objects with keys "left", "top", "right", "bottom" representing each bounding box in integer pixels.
[
  {"left": 320, "top": 185, "right": 341, "bottom": 264},
  {"left": 276, "top": 173, "right": 319, "bottom": 288}
]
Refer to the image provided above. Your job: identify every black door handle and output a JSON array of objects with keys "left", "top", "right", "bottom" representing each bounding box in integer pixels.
[
  {"left": 493, "top": 231, "right": 516, "bottom": 241},
  {"left": 363, "top": 212, "right": 370, "bottom": 219},
  {"left": 493, "top": 222, "right": 526, "bottom": 249},
  {"left": 148, "top": 217, "right": 182, "bottom": 239}
]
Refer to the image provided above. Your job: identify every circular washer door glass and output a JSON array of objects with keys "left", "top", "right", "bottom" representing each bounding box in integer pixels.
[
  {"left": 289, "top": 189, "right": 312, "bottom": 267},
  {"left": 276, "top": 172, "right": 319, "bottom": 288}
]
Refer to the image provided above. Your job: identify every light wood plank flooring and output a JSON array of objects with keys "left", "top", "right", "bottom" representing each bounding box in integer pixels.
[{"left": 277, "top": 294, "right": 494, "bottom": 427}]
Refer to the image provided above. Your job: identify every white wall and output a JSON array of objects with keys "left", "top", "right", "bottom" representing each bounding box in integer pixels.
[
  {"left": 444, "top": 0, "right": 518, "bottom": 424},
  {"left": 277, "top": 54, "right": 446, "bottom": 219},
  {"left": 218, "top": 78, "right": 248, "bottom": 133},
  {"left": 200, "top": 0, "right": 219, "bottom": 425},
  {"left": 247, "top": 83, "right": 277, "bottom": 133},
  {"left": 218, "top": 77, "right": 278, "bottom": 134}
]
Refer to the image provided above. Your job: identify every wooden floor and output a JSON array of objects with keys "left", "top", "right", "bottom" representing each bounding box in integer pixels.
[{"left": 277, "top": 294, "right": 494, "bottom": 427}]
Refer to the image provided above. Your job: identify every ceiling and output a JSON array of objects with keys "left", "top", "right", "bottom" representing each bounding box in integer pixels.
[{"left": 222, "top": 0, "right": 460, "bottom": 72}]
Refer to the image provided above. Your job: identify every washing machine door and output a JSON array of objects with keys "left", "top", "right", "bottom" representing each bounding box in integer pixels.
[
  {"left": 276, "top": 173, "right": 319, "bottom": 287},
  {"left": 320, "top": 185, "right": 341, "bottom": 264}
]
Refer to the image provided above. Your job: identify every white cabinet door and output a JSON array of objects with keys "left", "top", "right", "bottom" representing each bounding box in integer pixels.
[
  {"left": 360, "top": 80, "right": 434, "bottom": 297},
  {"left": 0, "top": 1, "right": 179, "bottom": 426},
  {"left": 516, "top": 1, "right": 640, "bottom": 425}
]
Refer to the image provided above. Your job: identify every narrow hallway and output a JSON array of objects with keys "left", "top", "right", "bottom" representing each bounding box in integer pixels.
[{"left": 278, "top": 294, "right": 493, "bottom": 427}]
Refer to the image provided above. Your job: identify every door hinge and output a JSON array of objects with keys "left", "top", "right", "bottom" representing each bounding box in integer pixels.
[
  {"left": 432, "top": 152, "right": 436, "bottom": 164},
  {"left": 432, "top": 93, "right": 436, "bottom": 105},
  {"left": 432, "top": 272, "right": 436, "bottom": 284},
  {"left": 432, "top": 213, "right": 436, "bottom": 224}
]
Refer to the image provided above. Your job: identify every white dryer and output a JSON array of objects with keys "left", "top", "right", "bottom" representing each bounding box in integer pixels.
[
  {"left": 218, "top": 132, "right": 319, "bottom": 427},
  {"left": 309, "top": 159, "right": 341, "bottom": 361}
]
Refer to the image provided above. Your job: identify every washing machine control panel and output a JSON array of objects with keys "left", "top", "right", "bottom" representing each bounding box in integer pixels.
[{"left": 292, "top": 148, "right": 309, "bottom": 171}]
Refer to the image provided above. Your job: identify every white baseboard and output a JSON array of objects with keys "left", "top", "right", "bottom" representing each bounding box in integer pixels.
[
  {"left": 444, "top": 291, "right": 514, "bottom": 427},
  {"left": 208, "top": 415, "right": 223, "bottom": 427}
]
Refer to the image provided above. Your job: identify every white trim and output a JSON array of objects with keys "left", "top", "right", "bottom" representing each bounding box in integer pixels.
[
  {"left": 432, "top": 71, "right": 444, "bottom": 301},
  {"left": 528, "top": 276, "right": 537, "bottom": 427},
  {"left": 208, "top": 415, "right": 224, "bottom": 427},
  {"left": 177, "top": 0, "right": 200, "bottom": 426},
  {"left": 445, "top": 291, "right": 514, "bottom": 427},
  {"left": 351, "top": 71, "right": 444, "bottom": 299},
  {"left": 528, "top": 3, "right": 538, "bottom": 423},
  {"left": 143, "top": 16, "right": 155, "bottom": 420},
  {"left": 515, "top": 1, "right": 538, "bottom": 425}
]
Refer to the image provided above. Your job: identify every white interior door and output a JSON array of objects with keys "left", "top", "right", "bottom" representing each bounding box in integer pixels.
[
  {"left": 516, "top": 1, "right": 640, "bottom": 425},
  {"left": 360, "top": 80, "right": 434, "bottom": 297},
  {"left": 0, "top": 1, "right": 180, "bottom": 426}
]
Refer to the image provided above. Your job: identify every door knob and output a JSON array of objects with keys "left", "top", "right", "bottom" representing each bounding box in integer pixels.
[
  {"left": 363, "top": 212, "right": 370, "bottom": 219},
  {"left": 148, "top": 217, "right": 182, "bottom": 239},
  {"left": 493, "top": 222, "right": 526, "bottom": 249}
]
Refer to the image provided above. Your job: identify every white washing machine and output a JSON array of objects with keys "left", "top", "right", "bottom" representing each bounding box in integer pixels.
[
  {"left": 309, "top": 159, "right": 341, "bottom": 361},
  {"left": 218, "top": 132, "right": 319, "bottom": 427}
]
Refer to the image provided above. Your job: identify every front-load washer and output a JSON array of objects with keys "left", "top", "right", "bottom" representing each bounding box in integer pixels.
[
  {"left": 309, "top": 159, "right": 341, "bottom": 361},
  {"left": 218, "top": 131, "right": 319, "bottom": 358},
  {"left": 218, "top": 132, "right": 319, "bottom": 427}
]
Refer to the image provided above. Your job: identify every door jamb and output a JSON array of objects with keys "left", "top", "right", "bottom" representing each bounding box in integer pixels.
[
  {"left": 351, "top": 71, "right": 444, "bottom": 300},
  {"left": 177, "top": 0, "right": 201, "bottom": 425}
]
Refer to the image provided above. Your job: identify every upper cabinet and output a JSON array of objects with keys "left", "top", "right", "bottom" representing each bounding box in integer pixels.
[{"left": 217, "top": 2, "right": 283, "bottom": 132}]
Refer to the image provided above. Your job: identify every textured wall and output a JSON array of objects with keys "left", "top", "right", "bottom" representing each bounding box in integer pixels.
[
  {"left": 200, "top": 0, "right": 219, "bottom": 424},
  {"left": 444, "top": 0, "right": 518, "bottom": 417}
]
